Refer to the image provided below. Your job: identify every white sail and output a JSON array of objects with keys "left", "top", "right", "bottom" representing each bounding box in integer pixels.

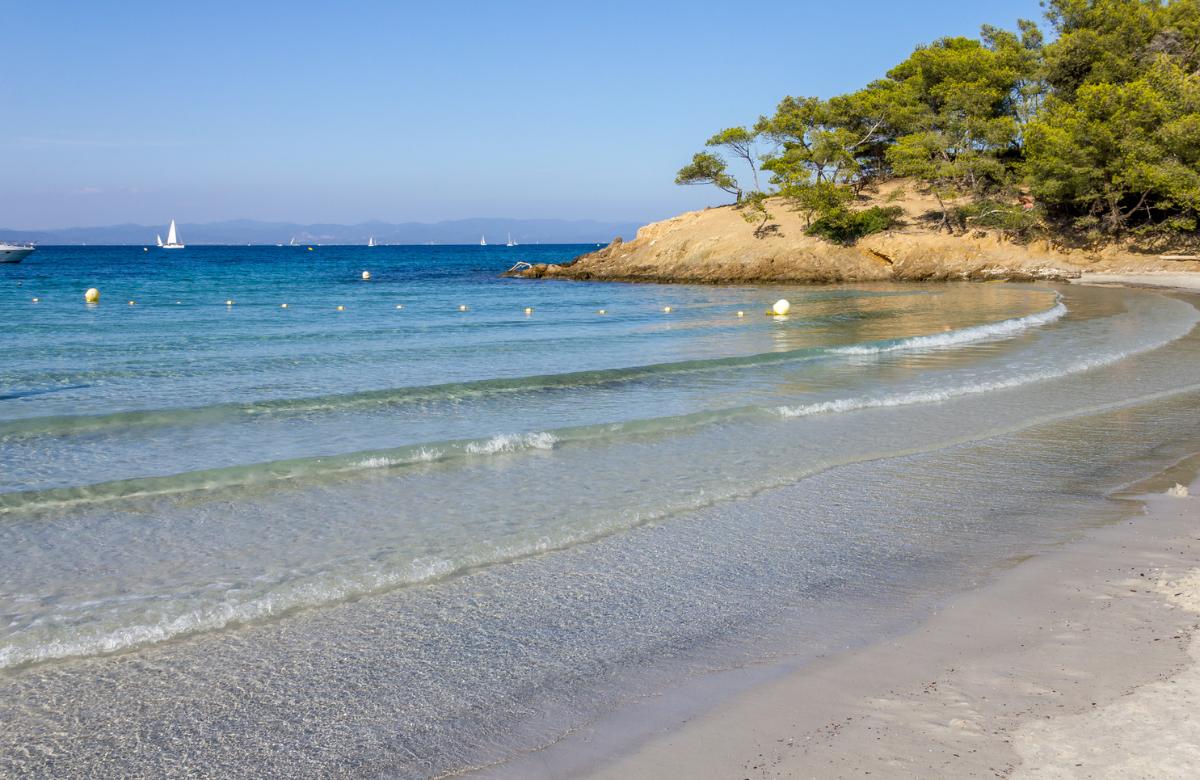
[
  {"left": 480, "top": 235, "right": 487, "bottom": 246},
  {"left": 160, "top": 219, "right": 184, "bottom": 249},
  {"left": 156, "top": 234, "right": 163, "bottom": 247},
  {"left": 506, "top": 233, "right": 514, "bottom": 247},
  {"left": 368, "top": 236, "right": 376, "bottom": 247}
]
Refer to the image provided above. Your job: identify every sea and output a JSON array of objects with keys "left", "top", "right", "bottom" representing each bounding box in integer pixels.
[{"left": 3, "top": 244, "right": 1200, "bottom": 777}]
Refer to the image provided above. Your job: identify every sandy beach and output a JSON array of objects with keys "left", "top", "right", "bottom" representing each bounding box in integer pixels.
[{"left": 482, "top": 459, "right": 1200, "bottom": 779}]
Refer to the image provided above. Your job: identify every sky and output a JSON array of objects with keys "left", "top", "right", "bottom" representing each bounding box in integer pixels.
[{"left": 3, "top": 0, "right": 1047, "bottom": 230}]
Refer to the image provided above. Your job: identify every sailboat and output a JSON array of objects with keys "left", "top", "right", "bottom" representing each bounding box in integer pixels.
[
  {"left": 368, "top": 236, "right": 376, "bottom": 247},
  {"left": 161, "top": 220, "right": 185, "bottom": 249},
  {"left": 156, "top": 234, "right": 163, "bottom": 247},
  {"left": 506, "top": 233, "right": 515, "bottom": 247},
  {"left": 480, "top": 235, "right": 487, "bottom": 246}
]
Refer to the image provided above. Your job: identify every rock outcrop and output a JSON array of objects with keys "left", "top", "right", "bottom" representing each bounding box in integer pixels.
[{"left": 509, "top": 185, "right": 1198, "bottom": 285}]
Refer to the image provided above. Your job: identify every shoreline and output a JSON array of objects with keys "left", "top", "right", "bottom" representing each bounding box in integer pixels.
[
  {"left": 483, "top": 459, "right": 1200, "bottom": 780},
  {"left": 479, "top": 285, "right": 1200, "bottom": 779}
]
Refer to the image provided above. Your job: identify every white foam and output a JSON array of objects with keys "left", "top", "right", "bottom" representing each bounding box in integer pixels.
[
  {"left": 0, "top": 516, "right": 598, "bottom": 669},
  {"left": 354, "top": 448, "right": 444, "bottom": 470},
  {"left": 465, "top": 432, "right": 558, "bottom": 455},
  {"left": 832, "top": 300, "right": 1067, "bottom": 356},
  {"left": 778, "top": 347, "right": 1158, "bottom": 420}
]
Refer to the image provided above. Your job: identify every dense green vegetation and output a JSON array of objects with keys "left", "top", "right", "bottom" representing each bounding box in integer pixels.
[{"left": 676, "top": 0, "right": 1200, "bottom": 244}]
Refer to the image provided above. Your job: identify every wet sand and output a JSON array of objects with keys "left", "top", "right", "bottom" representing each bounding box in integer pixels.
[
  {"left": 484, "top": 467, "right": 1200, "bottom": 779},
  {"left": 1074, "top": 272, "right": 1200, "bottom": 292}
]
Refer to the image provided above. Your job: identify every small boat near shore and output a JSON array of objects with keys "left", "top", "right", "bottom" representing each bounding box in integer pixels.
[{"left": 0, "top": 242, "right": 35, "bottom": 263}]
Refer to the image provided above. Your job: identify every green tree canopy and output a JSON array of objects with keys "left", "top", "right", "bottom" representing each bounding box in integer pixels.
[
  {"left": 676, "top": 0, "right": 1200, "bottom": 240},
  {"left": 675, "top": 152, "right": 741, "bottom": 201}
]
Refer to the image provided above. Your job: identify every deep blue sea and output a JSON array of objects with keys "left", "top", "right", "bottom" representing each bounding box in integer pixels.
[{"left": 4, "top": 245, "right": 1200, "bottom": 776}]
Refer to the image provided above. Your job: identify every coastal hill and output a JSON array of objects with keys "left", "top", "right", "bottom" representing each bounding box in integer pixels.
[{"left": 511, "top": 179, "right": 1200, "bottom": 285}]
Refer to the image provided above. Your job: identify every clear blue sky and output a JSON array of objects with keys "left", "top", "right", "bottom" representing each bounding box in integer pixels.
[{"left": 4, "top": 0, "right": 1046, "bottom": 229}]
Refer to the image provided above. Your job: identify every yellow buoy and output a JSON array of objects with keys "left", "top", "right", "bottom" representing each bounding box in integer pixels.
[
  {"left": 524, "top": 307, "right": 533, "bottom": 315},
  {"left": 663, "top": 306, "right": 672, "bottom": 313},
  {"left": 459, "top": 304, "right": 468, "bottom": 311},
  {"left": 84, "top": 288, "right": 100, "bottom": 303},
  {"left": 737, "top": 311, "right": 745, "bottom": 318},
  {"left": 772, "top": 299, "right": 791, "bottom": 316},
  {"left": 307, "top": 246, "right": 314, "bottom": 251},
  {"left": 336, "top": 305, "right": 345, "bottom": 311},
  {"left": 362, "top": 271, "right": 371, "bottom": 281}
]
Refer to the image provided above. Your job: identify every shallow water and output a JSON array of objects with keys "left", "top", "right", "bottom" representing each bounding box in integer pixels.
[{"left": 2, "top": 247, "right": 1200, "bottom": 776}]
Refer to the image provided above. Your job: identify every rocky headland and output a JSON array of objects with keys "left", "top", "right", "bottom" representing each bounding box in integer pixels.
[{"left": 509, "top": 183, "right": 1200, "bottom": 285}]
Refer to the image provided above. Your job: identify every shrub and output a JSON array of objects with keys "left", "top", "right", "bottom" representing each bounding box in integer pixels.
[{"left": 807, "top": 206, "right": 903, "bottom": 245}]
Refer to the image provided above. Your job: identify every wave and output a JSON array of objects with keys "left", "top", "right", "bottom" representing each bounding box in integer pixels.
[
  {"left": 15, "top": 296, "right": 1167, "bottom": 518},
  {"left": 12, "top": 374, "right": 1200, "bottom": 671},
  {"left": 0, "top": 297, "right": 1065, "bottom": 441},
  {"left": 777, "top": 308, "right": 1185, "bottom": 419},
  {"left": 465, "top": 432, "right": 558, "bottom": 455},
  {"left": 0, "top": 508, "right": 642, "bottom": 669},
  {"left": 0, "top": 429, "right": 574, "bottom": 515},
  {"left": 830, "top": 300, "right": 1066, "bottom": 355}
]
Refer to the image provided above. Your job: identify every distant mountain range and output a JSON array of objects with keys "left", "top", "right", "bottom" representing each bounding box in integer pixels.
[{"left": 0, "top": 217, "right": 645, "bottom": 246}]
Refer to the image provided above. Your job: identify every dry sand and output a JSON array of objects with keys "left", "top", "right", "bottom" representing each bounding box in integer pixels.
[{"left": 482, "top": 468, "right": 1200, "bottom": 779}]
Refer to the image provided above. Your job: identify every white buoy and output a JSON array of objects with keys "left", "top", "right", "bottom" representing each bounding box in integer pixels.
[
  {"left": 524, "top": 307, "right": 533, "bottom": 315},
  {"left": 396, "top": 304, "right": 403, "bottom": 309},
  {"left": 772, "top": 299, "right": 791, "bottom": 316},
  {"left": 459, "top": 304, "right": 468, "bottom": 311},
  {"left": 336, "top": 305, "right": 345, "bottom": 311},
  {"left": 663, "top": 306, "right": 672, "bottom": 313},
  {"left": 281, "top": 303, "right": 288, "bottom": 308},
  {"left": 598, "top": 309, "right": 606, "bottom": 315},
  {"left": 84, "top": 288, "right": 100, "bottom": 303},
  {"left": 362, "top": 271, "right": 371, "bottom": 281},
  {"left": 226, "top": 300, "right": 234, "bottom": 306},
  {"left": 31, "top": 297, "right": 38, "bottom": 303},
  {"left": 737, "top": 311, "right": 745, "bottom": 317},
  {"left": 128, "top": 300, "right": 135, "bottom": 306}
]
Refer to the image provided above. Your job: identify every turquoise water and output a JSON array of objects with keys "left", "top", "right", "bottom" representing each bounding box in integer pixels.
[{"left": 3, "top": 246, "right": 1200, "bottom": 776}]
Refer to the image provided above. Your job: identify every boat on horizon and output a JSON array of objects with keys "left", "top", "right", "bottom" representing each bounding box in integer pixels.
[
  {"left": 159, "top": 220, "right": 185, "bottom": 249},
  {"left": 506, "top": 233, "right": 516, "bottom": 247},
  {"left": 0, "top": 242, "right": 35, "bottom": 263},
  {"left": 368, "top": 236, "right": 376, "bottom": 247},
  {"left": 480, "top": 235, "right": 487, "bottom": 246}
]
